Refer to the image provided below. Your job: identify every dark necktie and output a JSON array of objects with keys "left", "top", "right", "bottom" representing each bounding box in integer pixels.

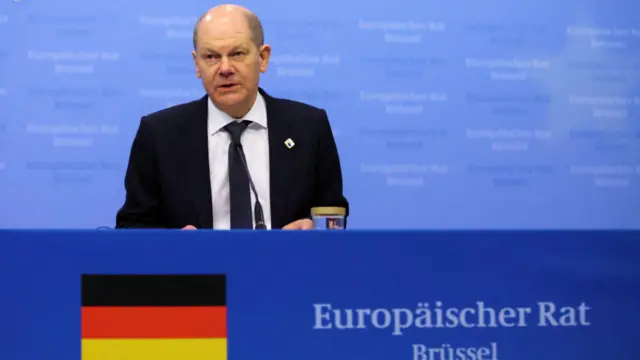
[{"left": 224, "top": 120, "right": 253, "bottom": 229}]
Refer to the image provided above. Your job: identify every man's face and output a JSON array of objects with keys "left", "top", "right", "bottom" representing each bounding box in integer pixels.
[{"left": 192, "top": 14, "right": 270, "bottom": 117}]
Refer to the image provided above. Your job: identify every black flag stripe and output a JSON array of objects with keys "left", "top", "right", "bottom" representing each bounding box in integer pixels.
[{"left": 81, "top": 274, "right": 226, "bottom": 306}]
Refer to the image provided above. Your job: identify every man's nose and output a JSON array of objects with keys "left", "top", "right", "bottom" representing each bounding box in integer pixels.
[{"left": 219, "top": 57, "right": 233, "bottom": 76}]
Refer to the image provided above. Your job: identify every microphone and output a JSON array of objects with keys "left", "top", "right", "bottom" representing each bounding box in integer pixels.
[{"left": 233, "top": 144, "right": 267, "bottom": 230}]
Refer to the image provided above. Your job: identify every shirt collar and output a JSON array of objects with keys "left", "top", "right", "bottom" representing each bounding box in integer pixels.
[{"left": 207, "top": 92, "right": 268, "bottom": 135}]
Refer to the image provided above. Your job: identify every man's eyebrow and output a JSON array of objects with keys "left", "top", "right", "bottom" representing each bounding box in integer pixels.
[{"left": 201, "top": 45, "right": 249, "bottom": 53}]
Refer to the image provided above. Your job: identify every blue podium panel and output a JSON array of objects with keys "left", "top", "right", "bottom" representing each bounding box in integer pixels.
[{"left": 0, "top": 230, "right": 639, "bottom": 359}]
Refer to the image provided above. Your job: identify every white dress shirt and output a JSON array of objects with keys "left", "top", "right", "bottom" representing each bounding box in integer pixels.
[{"left": 207, "top": 93, "right": 272, "bottom": 229}]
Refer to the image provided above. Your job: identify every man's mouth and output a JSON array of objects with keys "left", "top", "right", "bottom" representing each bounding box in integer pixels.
[{"left": 219, "top": 84, "right": 237, "bottom": 89}]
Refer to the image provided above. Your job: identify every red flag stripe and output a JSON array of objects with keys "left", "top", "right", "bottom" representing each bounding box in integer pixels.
[{"left": 82, "top": 306, "right": 226, "bottom": 339}]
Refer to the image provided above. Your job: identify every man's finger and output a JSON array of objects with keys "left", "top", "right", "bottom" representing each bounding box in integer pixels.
[{"left": 299, "top": 219, "right": 313, "bottom": 229}]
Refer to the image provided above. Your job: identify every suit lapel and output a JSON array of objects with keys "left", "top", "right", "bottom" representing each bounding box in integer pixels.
[
  {"left": 262, "top": 89, "right": 294, "bottom": 228},
  {"left": 180, "top": 95, "right": 213, "bottom": 228}
]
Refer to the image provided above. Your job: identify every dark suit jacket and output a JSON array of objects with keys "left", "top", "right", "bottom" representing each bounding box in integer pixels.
[{"left": 115, "top": 88, "right": 349, "bottom": 229}]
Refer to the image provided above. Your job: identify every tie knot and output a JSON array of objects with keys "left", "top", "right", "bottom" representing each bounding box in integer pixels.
[{"left": 224, "top": 120, "right": 251, "bottom": 146}]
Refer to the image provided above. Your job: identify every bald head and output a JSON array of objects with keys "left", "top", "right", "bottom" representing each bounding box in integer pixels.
[{"left": 192, "top": 4, "right": 264, "bottom": 50}]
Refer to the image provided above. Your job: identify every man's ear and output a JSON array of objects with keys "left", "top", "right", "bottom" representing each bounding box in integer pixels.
[
  {"left": 192, "top": 50, "right": 201, "bottom": 79},
  {"left": 258, "top": 44, "right": 271, "bottom": 73}
]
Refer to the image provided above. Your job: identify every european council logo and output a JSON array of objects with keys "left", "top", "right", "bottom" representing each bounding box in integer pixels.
[{"left": 80, "top": 274, "right": 227, "bottom": 360}]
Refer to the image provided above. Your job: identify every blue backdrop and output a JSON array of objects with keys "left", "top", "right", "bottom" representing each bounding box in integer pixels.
[{"left": 0, "top": 0, "right": 638, "bottom": 229}]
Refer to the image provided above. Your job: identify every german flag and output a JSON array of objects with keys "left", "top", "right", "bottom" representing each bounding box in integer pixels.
[{"left": 81, "top": 274, "right": 226, "bottom": 360}]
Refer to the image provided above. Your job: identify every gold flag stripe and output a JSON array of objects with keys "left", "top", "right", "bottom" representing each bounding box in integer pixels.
[{"left": 81, "top": 338, "right": 226, "bottom": 360}]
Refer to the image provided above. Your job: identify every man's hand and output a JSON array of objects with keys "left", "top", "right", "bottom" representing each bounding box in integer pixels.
[
  {"left": 282, "top": 219, "right": 313, "bottom": 230},
  {"left": 182, "top": 225, "right": 197, "bottom": 230}
]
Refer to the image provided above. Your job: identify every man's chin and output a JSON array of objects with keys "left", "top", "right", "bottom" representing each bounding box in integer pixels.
[
  {"left": 213, "top": 92, "right": 242, "bottom": 104},
  {"left": 211, "top": 96, "right": 247, "bottom": 116}
]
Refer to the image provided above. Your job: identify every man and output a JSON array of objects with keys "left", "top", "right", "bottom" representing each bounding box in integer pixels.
[{"left": 115, "top": 4, "right": 348, "bottom": 230}]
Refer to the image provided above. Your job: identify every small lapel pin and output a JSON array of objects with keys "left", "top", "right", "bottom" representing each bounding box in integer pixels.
[{"left": 284, "top": 138, "right": 295, "bottom": 149}]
